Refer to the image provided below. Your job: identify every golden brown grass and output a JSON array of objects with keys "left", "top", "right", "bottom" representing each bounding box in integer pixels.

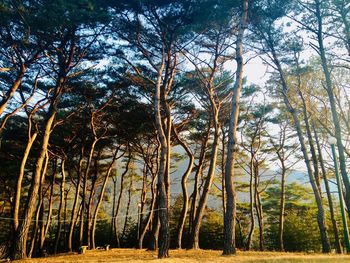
[{"left": 14, "top": 248, "right": 350, "bottom": 263}]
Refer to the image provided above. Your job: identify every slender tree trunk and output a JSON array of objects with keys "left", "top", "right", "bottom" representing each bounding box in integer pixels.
[
  {"left": 40, "top": 162, "right": 57, "bottom": 252},
  {"left": 190, "top": 114, "right": 221, "bottom": 249},
  {"left": 269, "top": 45, "right": 331, "bottom": 253},
  {"left": 297, "top": 79, "right": 323, "bottom": 195},
  {"left": 189, "top": 123, "right": 210, "bottom": 240},
  {"left": 13, "top": 119, "right": 38, "bottom": 232},
  {"left": 29, "top": 152, "right": 49, "bottom": 257},
  {"left": 91, "top": 147, "right": 119, "bottom": 249},
  {"left": 12, "top": 94, "right": 60, "bottom": 259},
  {"left": 68, "top": 147, "right": 84, "bottom": 252},
  {"left": 313, "top": 125, "right": 342, "bottom": 253},
  {"left": 278, "top": 163, "right": 286, "bottom": 251},
  {"left": 246, "top": 155, "right": 255, "bottom": 251},
  {"left": 221, "top": 127, "right": 227, "bottom": 219},
  {"left": 174, "top": 127, "right": 194, "bottom": 249},
  {"left": 122, "top": 174, "right": 133, "bottom": 242},
  {"left": 139, "top": 173, "right": 157, "bottom": 249},
  {"left": 114, "top": 151, "right": 131, "bottom": 248},
  {"left": 154, "top": 57, "right": 170, "bottom": 258},
  {"left": 79, "top": 138, "right": 98, "bottom": 247},
  {"left": 54, "top": 159, "right": 66, "bottom": 254},
  {"left": 86, "top": 154, "right": 100, "bottom": 249},
  {"left": 314, "top": 0, "right": 350, "bottom": 216},
  {"left": 110, "top": 176, "right": 117, "bottom": 246},
  {"left": 254, "top": 163, "right": 264, "bottom": 251},
  {"left": 223, "top": 0, "right": 248, "bottom": 254}
]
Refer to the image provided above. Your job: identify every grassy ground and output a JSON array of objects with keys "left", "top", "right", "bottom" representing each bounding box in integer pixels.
[{"left": 14, "top": 248, "right": 350, "bottom": 263}]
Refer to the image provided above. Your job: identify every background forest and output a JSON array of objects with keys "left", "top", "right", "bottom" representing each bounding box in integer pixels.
[{"left": 0, "top": 0, "right": 350, "bottom": 260}]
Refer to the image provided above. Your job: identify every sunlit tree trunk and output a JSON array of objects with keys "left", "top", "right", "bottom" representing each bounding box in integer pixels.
[
  {"left": 314, "top": 0, "right": 350, "bottom": 216},
  {"left": 223, "top": 0, "right": 248, "bottom": 254}
]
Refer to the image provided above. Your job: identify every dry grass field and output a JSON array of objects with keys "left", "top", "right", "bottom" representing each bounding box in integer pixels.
[{"left": 13, "top": 248, "right": 350, "bottom": 263}]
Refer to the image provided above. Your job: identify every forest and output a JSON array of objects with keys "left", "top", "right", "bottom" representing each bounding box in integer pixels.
[{"left": 0, "top": 0, "right": 349, "bottom": 261}]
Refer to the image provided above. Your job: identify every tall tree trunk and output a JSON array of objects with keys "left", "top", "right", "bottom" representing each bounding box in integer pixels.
[
  {"left": 269, "top": 44, "right": 331, "bottom": 253},
  {"left": 13, "top": 118, "right": 38, "bottom": 232},
  {"left": 12, "top": 89, "right": 61, "bottom": 259},
  {"left": 154, "top": 57, "right": 169, "bottom": 258},
  {"left": 314, "top": 0, "right": 350, "bottom": 216},
  {"left": 223, "top": 0, "right": 248, "bottom": 254}
]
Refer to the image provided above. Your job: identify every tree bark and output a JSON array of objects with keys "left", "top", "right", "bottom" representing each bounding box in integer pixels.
[{"left": 223, "top": 0, "right": 248, "bottom": 255}]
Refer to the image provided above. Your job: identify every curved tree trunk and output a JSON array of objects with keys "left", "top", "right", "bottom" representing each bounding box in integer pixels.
[
  {"left": 12, "top": 103, "right": 59, "bottom": 259},
  {"left": 174, "top": 126, "right": 194, "bottom": 249},
  {"left": 190, "top": 110, "right": 221, "bottom": 249},
  {"left": 13, "top": 118, "right": 38, "bottom": 232},
  {"left": 91, "top": 147, "right": 119, "bottom": 249}
]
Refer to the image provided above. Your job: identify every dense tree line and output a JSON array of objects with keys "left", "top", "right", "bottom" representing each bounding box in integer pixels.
[{"left": 0, "top": 0, "right": 349, "bottom": 260}]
